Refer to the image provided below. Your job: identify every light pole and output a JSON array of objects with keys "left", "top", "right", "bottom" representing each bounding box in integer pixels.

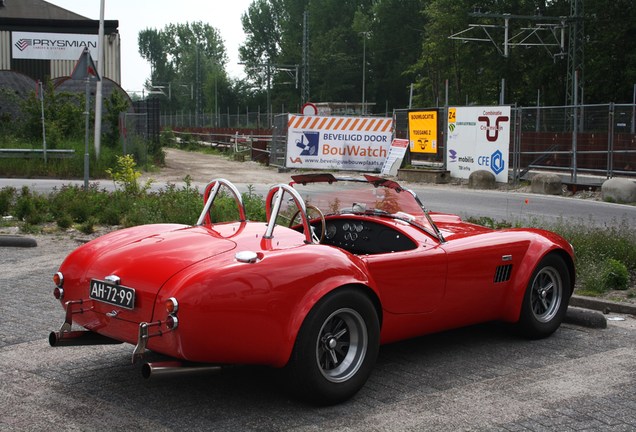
[
  {"left": 93, "top": 0, "right": 105, "bottom": 159},
  {"left": 360, "top": 31, "right": 371, "bottom": 115}
]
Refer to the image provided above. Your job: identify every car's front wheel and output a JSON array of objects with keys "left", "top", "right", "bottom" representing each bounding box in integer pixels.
[
  {"left": 286, "top": 289, "right": 380, "bottom": 405},
  {"left": 518, "top": 254, "right": 571, "bottom": 338}
]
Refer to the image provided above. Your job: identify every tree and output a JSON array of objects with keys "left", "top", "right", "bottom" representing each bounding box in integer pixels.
[
  {"left": 367, "top": 0, "right": 426, "bottom": 111},
  {"left": 583, "top": 0, "right": 636, "bottom": 103},
  {"left": 410, "top": 0, "right": 574, "bottom": 107},
  {"left": 138, "top": 22, "right": 229, "bottom": 114}
]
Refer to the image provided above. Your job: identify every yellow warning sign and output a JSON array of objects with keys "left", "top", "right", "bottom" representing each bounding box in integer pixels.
[{"left": 408, "top": 110, "right": 438, "bottom": 154}]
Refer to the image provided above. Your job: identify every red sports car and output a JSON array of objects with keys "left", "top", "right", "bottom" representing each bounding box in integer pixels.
[{"left": 50, "top": 174, "right": 575, "bottom": 404}]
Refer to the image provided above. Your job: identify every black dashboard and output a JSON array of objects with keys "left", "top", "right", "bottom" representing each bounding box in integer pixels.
[{"left": 315, "top": 217, "right": 417, "bottom": 255}]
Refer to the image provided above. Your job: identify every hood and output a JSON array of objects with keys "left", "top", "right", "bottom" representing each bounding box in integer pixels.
[{"left": 430, "top": 213, "right": 493, "bottom": 240}]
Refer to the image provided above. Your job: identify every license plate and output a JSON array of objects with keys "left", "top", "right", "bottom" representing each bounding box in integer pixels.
[{"left": 89, "top": 279, "right": 135, "bottom": 310}]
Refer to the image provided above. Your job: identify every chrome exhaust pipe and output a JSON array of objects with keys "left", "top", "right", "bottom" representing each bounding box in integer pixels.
[
  {"left": 141, "top": 361, "right": 223, "bottom": 379},
  {"left": 49, "top": 330, "right": 123, "bottom": 347}
]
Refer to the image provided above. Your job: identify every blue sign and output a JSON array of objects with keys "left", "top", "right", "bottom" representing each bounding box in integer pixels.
[{"left": 491, "top": 149, "right": 504, "bottom": 175}]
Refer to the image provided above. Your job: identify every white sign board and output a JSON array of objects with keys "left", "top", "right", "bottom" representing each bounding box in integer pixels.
[
  {"left": 381, "top": 138, "right": 409, "bottom": 176},
  {"left": 12, "top": 31, "right": 98, "bottom": 61},
  {"left": 446, "top": 106, "right": 511, "bottom": 182},
  {"left": 286, "top": 114, "right": 393, "bottom": 171}
]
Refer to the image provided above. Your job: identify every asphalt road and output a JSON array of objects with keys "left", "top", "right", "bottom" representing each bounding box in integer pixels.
[
  {"left": 1, "top": 235, "right": 636, "bottom": 431},
  {"left": 1, "top": 177, "right": 635, "bottom": 228}
]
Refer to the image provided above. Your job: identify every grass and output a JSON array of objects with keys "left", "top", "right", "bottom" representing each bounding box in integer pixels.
[
  {"left": 549, "top": 220, "right": 635, "bottom": 295},
  {"left": 0, "top": 137, "right": 162, "bottom": 179}
]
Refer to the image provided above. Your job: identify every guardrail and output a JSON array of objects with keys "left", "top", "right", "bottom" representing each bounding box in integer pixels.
[{"left": 0, "top": 149, "right": 76, "bottom": 159}]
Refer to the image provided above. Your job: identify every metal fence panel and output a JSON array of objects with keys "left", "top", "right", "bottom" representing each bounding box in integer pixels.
[
  {"left": 270, "top": 114, "right": 288, "bottom": 167},
  {"left": 119, "top": 112, "right": 148, "bottom": 165}
]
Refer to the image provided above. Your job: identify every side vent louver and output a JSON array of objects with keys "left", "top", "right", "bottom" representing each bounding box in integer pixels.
[{"left": 494, "top": 264, "right": 513, "bottom": 283}]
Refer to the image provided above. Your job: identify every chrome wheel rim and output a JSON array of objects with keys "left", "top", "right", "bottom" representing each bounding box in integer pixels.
[
  {"left": 530, "top": 266, "right": 563, "bottom": 323},
  {"left": 315, "top": 308, "right": 367, "bottom": 383}
]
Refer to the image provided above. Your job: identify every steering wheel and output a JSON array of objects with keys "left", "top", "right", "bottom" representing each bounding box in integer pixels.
[{"left": 289, "top": 204, "right": 326, "bottom": 243}]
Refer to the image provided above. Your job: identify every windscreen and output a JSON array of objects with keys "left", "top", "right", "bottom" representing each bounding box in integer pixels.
[{"left": 291, "top": 179, "right": 426, "bottom": 218}]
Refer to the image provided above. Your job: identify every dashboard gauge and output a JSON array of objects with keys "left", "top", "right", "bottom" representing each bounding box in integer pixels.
[
  {"left": 355, "top": 223, "right": 363, "bottom": 232},
  {"left": 326, "top": 224, "right": 337, "bottom": 239},
  {"left": 342, "top": 222, "right": 350, "bottom": 231}
]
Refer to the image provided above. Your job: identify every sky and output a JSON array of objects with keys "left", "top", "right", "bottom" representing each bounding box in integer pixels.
[{"left": 47, "top": 0, "right": 252, "bottom": 94}]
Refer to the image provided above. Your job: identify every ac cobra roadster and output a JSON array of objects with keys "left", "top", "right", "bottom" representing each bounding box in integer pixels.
[{"left": 49, "top": 174, "right": 575, "bottom": 404}]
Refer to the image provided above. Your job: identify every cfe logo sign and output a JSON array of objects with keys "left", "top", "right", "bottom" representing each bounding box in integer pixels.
[{"left": 446, "top": 106, "right": 511, "bottom": 182}]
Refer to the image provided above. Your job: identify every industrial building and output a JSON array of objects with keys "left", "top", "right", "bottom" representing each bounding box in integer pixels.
[{"left": 0, "top": 0, "right": 120, "bottom": 83}]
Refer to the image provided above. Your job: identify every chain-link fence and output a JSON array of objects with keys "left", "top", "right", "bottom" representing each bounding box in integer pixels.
[
  {"left": 119, "top": 112, "right": 149, "bottom": 165},
  {"left": 160, "top": 110, "right": 278, "bottom": 130},
  {"left": 159, "top": 104, "right": 636, "bottom": 182}
]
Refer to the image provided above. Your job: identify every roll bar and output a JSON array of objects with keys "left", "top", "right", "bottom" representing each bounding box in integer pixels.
[
  {"left": 264, "top": 184, "right": 313, "bottom": 243},
  {"left": 196, "top": 178, "right": 246, "bottom": 226}
]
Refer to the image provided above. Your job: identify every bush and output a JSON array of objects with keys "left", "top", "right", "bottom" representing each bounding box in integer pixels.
[
  {"left": 601, "top": 258, "right": 630, "bottom": 291},
  {"left": 155, "top": 177, "right": 201, "bottom": 224},
  {"left": 56, "top": 214, "right": 73, "bottom": 230},
  {"left": 106, "top": 154, "right": 151, "bottom": 195},
  {"left": 14, "top": 186, "right": 49, "bottom": 225},
  {"left": 20, "top": 80, "right": 84, "bottom": 143},
  {"left": 79, "top": 217, "right": 98, "bottom": 235},
  {"left": 102, "top": 90, "right": 130, "bottom": 148},
  {"left": 160, "top": 128, "right": 177, "bottom": 148},
  {"left": 0, "top": 187, "right": 16, "bottom": 216}
]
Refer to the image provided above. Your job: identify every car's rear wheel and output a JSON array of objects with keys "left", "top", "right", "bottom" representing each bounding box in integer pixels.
[
  {"left": 286, "top": 289, "right": 379, "bottom": 405},
  {"left": 518, "top": 254, "right": 570, "bottom": 338}
]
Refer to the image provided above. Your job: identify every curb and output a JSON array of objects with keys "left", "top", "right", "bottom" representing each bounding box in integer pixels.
[
  {"left": 570, "top": 295, "right": 636, "bottom": 316},
  {"left": 565, "top": 306, "right": 607, "bottom": 329},
  {"left": 0, "top": 235, "right": 37, "bottom": 248}
]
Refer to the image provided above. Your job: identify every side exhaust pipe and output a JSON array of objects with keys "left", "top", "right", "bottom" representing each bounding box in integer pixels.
[
  {"left": 49, "top": 330, "right": 123, "bottom": 347},
  {"left": 141, "top": 361, "right": 223, "bottom": 379}
]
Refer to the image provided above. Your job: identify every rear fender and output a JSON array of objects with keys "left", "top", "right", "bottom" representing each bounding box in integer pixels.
[{"left": 282, "top": 269, "right": 380, "bottom": 367}]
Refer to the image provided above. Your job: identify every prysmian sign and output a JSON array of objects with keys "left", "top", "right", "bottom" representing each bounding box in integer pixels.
[{"left": 12, "top": 31, "right": 98, "bottom": 61}]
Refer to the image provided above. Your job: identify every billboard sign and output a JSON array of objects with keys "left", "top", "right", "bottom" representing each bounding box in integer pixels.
[
  {"left": 12, "top": 31, "right": 98, "bottom": 61},
  {"left": 286, "top": 115, "right": 393, "bottom": 171},
  {"left": 408, "top": 110, "right": 438, "bottom": 154},
  {"left": 446, "top": 106, "right": 511, "bottom": 182}
]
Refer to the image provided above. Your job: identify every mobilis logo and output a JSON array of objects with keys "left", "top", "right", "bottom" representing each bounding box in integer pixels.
[
  {"left": 448, "top": 149, "right": 458, "bottom": 162},
  {"left": 477, "top": 115, "right": 509, "bottom": 142},
  {"left": 14, "top": 39, "right": 32, "bottom": 51}
]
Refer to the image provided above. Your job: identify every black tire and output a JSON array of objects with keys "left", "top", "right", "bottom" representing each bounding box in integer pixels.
[
  {"left": 518, "top": 254, "right": 571, "bottom": 339},
  {"left": 286, "top": 289, "right": 380, "bottom": 405}
]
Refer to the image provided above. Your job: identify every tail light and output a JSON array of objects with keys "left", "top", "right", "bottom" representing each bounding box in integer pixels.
[
  {"left": 166, "top": 314, "right": 179, "bottom": 330},
  {"left": 165, "top": 297, "right": 179, "bottom": 314},
  {"left": 53, "top": 272, "right": 64, "bottom": 299},
  {"left": 165, "top": 297, "right": 179, "bottom": 330}
]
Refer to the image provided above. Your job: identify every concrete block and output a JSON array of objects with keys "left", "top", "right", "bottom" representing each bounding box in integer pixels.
[
  {"left": 601, "top": 178, "right": 636, "bottom": 203},
  {"left": 531, "top": 173, "right": 562, "bottom": 195},
  {"left": 397, "top": 169, "right": 450, "bottom": 184},
  {"left": 468, "top": 170, "right": 496, "bottom": 189}
]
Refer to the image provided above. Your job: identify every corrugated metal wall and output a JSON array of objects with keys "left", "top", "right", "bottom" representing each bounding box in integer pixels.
[
  {"left": 48, "top": 34, "right": 121, "bottom": 83},
  {"left": 0, "top": 31, "right": 11, "bottom": 68}
]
